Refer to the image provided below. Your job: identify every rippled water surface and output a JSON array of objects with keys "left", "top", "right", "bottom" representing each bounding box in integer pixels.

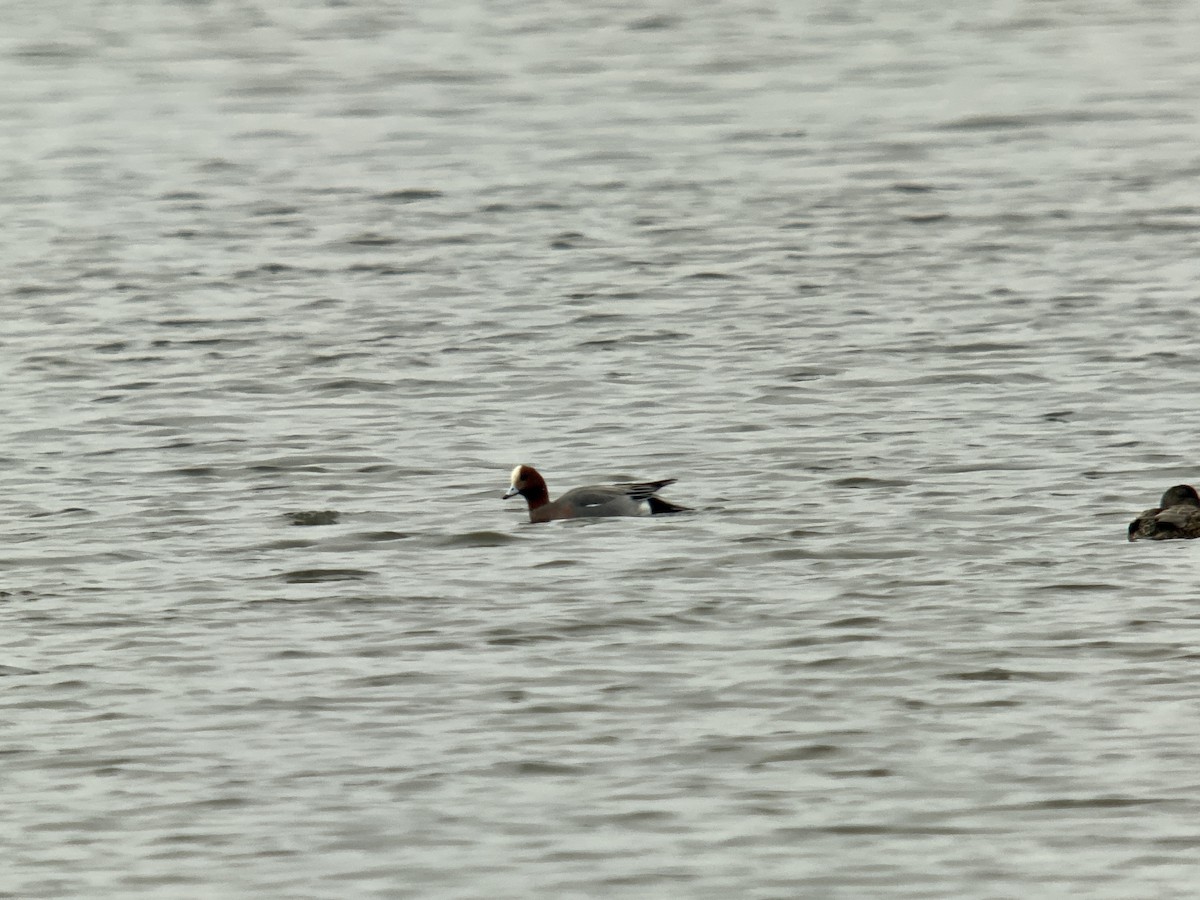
[{"left": 5, "top": 2, "right": 1200, "bottom": 897}]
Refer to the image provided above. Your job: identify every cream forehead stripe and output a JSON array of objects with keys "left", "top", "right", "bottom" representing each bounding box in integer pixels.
[{"left": 510, "top": 465, "right": 524, "bottom": 484}]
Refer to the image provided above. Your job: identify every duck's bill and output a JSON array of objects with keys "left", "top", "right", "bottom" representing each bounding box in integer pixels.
[{"left": 502, "top": 486, "right": 520, "bottom": 499}]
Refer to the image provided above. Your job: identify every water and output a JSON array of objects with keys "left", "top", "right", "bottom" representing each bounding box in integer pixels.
[{"left": 4, "top": 1, "right": 1200, "bottom": 897}]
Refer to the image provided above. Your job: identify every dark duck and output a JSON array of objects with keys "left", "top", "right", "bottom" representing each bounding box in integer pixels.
[{"left": 1128, "top": 485, "right": 1200, "bottom": 541}]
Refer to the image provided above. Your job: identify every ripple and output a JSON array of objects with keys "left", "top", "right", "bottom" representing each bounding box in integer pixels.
[
  {"left": 279, "top": 568, "right": 375, "bottom": 584},
  {"left": 284, "top": 510, "right": 340, "bottom": 526},
  {"left": 434, "top": 531, "right": 523, "bottom": 547}
]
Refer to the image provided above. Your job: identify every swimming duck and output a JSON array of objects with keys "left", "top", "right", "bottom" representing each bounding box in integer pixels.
[
  {"left": 504, "top": 464, "right": 689, "bottom": 523},
  {"left": 1127, "top": 484, "right": 1200, "bottom": 541}
]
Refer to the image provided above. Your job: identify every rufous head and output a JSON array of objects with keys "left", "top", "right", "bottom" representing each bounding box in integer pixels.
[{"left": 503, "top": 464, "right": 544, "bottom": 500}]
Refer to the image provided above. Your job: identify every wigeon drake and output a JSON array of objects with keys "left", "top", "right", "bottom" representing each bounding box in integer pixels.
[
  {"left": 1128, "top": 484, "right": 1200, "bottom": 541},
  {"left": 504, "top": 464, "right": 690, "bottom": 523}
]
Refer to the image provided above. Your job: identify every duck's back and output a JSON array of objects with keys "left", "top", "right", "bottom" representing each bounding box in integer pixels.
[
  {"left": 1129, "top": 504, "right": 1200, "bottom": 541},
  {"left": 553, "top": 484, "right": 651, "bottom": 518}
]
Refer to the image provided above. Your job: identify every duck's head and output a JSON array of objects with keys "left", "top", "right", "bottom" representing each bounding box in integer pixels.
[
  {"left": 503, "top": 464, "right": 542, "bottom": 499},
  {"left": 1160, "top": 484, "right": 1200, "bottom": 508}
]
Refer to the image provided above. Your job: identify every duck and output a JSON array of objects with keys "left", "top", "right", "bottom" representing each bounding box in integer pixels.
[
  {"left": 503, "top": 464, "right": 690, "bottom": 523},
  {"left": 1127, "top": 484, "right": 1200, "bottom": 541}
]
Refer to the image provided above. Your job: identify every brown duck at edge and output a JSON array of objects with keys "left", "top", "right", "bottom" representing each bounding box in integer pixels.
[{"left": 1128, "top": 484, "right": 1200, "bottom": 541}]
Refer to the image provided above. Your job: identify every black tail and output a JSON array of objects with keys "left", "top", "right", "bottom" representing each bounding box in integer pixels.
[{"left": 647, "top": 496, "right": 690, "bottom": 515}]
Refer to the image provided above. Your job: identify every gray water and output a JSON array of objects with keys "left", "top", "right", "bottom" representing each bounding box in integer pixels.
[{"left": 5, "top": 1, "right": 1200, "bottom": 897}]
